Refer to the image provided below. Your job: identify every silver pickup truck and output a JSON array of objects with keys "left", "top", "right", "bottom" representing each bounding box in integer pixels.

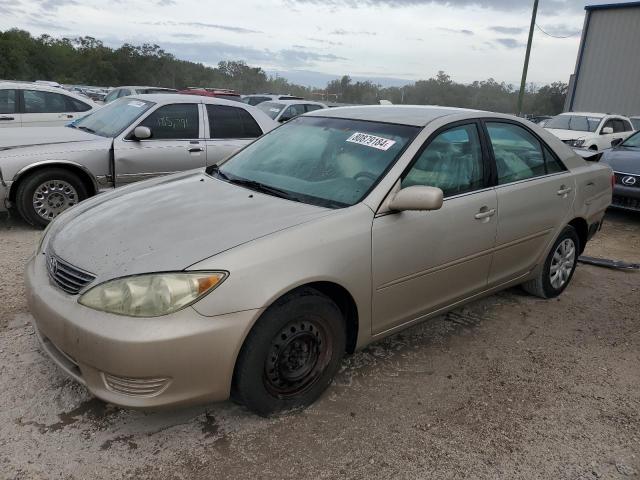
[{"left": 0, "top": 94, "right": 276, "bottom": 226}]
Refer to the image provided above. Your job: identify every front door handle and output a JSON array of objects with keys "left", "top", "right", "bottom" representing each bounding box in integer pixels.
[
  {"left": 474, "top": 207, "right": 496, "bottom": 220},
  {"left": 58, "top": 114, "right": 73, "bottom": 119},
  {"left": 557, "top": 186, "right": 573, "bottom": 196},
  {"left": 0, "top": 116, "right": 15, "bottom": 121},
  {"left": 188, "top": 147, "right": 204, "bottom": 153}
]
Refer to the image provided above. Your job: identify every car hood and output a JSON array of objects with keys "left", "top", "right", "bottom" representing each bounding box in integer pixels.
[
  {"left": 48, "top": 171, "right": 333, "bottom": 280},
  {"left": 601, "top": 146, "right": 640, "bottom": 173},
  {"left": 545, "top": 129, "right": 591, "bottom": 141},
  {"left": 0, "top": 126, "right": 108, "bottom": 156}
]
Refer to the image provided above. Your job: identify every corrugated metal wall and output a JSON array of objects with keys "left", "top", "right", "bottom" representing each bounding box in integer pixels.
[{"left": 570, "top": 6, "right": 640, "bottom": 116}]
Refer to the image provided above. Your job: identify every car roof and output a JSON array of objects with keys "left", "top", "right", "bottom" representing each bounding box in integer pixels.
[
  {"left": 129, "top": 93, "right": 259, "bottom": 107},
  {"left": 264, "top": 99, "right": 325, "bottom": 106},
  {"left": 115, "top": 86, "right": 176, "bottom": 91},
  {"left": 560, "top": 112, "right": 610, "bottom": 118},
  {"left": 305, "top": 105, "right": 480, "bottom": 127},
  {"left": 0, "top": 81, "right": 98, "bottom": 105}
]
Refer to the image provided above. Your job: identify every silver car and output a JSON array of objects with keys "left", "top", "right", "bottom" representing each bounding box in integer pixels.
[
  {"left": 257, "top": 99, "right": 327, "bottom": 123},
  {"left": 0, "top": 94, "right": 276, "bottom": 226},
  {"left": 26, "top": 106, "right": 612, "bottom": 416}
]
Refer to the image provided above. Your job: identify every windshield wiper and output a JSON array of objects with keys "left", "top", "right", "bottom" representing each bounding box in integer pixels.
[
  {"left": 229, "top": 177, "right": 300, "bottom": 202},
  {"left": 76, "top": 125, "right": 97, "bottom": 134}
]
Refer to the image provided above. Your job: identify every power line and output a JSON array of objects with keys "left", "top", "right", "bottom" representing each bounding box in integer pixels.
[{"left": 535, "top": 23, "right": 579, "bottom": 39}]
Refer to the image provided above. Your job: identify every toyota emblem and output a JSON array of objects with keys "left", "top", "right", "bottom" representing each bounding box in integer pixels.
[{"left": 622, "top": 176, "right": 637, "bottom": 186}]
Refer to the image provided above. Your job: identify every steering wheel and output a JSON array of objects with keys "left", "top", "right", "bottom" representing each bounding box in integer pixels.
[{"left": 354, "top": 171, "right": 377, "bottom": 183}]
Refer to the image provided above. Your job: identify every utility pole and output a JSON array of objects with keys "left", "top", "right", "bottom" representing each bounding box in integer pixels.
[{"left": 517, "top": 0, "right": 539, "bottom": 116}]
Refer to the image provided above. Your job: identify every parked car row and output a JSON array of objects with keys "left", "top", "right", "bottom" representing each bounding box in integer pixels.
[{"left": 23, "top": 104, "right": 613, "bottom": 415}]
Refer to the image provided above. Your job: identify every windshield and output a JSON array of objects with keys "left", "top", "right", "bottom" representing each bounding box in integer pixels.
[
  {"left": 622, "top": 131, "right": 640, "bottom": 147},
  {"left": 210, "top": 116, "right": 419, "bottom": 208},
  {"left": 545, "top": 115, "right": 602, "bottom": 132},
  {"left": 72, "top": 98, "right": 154, "bottom": 137},
  {"left": 258, "top": 101, "right": 285, "bottom": 119}
]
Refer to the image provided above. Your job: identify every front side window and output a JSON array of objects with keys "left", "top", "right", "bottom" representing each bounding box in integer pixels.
[
  {"left": 214, "top": 116, "right": 418, "bottom": 208},
  {"left": 207, "top": 105, "right": 262, "bottom": 139},
  {"left": 73, "top": 97, "right": 154, "bottom": 137},
  {"left": 139, "top": 103, "right": 199, "bottom": 139},
  {"left": 257, "top": 101, "right": 285, "bottom": 120},
  {"left": 631, "top": 119, "right": 640, "bottom": 130},
  {"left": 0, "top": 89, "right": 16, "bottom": 114},
  {"left": 601, "top": 120, "right": 615, "bottom": 134},
  {"left": 612, "top": 119, "right": 627, "bottom": 133},
  {"left": 281, "top": 104, "right": 306, "bottom": 121},
  {"left": 23, "top": 90, "right": 68, "bottom": 113},
  {"left": 487, "top": 122, "right": 563, "bottom": 184},
  {"left": 402, "top": 124, "right": 484, "bottom": 197}
]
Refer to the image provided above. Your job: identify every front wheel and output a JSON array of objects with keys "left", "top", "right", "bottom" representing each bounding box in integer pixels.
[
  {"left": 522, "top": 225, "right": 579, "bottom": 299},
  {"left": 15, "top": 168, "right": 88, "bottom": 227},
  {"left": 232, "top": 288, "right": 346, "bottom": 416}
]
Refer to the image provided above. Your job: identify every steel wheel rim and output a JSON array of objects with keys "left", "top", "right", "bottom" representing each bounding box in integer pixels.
[
  {"left": 32, "top": 180, "right": 78, "bottom": 221},
  {"left": 264, "top": 318, "right": 332, "bottom": 398},
  {"left": 550, "top": 238, "right": 576, "bottom": 289}
]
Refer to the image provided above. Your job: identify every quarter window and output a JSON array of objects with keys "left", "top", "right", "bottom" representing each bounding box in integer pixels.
[
  {"left": 486, "top": 122, "right": 563, "bottom": 184},
  {"left": 139, "top": 104, "right": 199, "bottom": 139},
  {"left": 23, "top": 90, "right": 68, "bottom": 113},
  {"left": 402, "top": 124, "right": 484, "bottom": 197},
  {"left": 68, "top": 97, "right": 92, "bottom": 112},
  {"left": 207, "top": 105, "right": 262, "bottom": 139},
  {"left": 305, "top": 104, "right": 323, "bottom": 113},
  {"left": 0, "top": 89, "right": 17, "bottom": 114}
]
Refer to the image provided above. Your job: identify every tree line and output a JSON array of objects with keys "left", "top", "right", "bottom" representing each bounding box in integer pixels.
[{"left": 0, "top": 29, "right": 567, "bottom": 115}]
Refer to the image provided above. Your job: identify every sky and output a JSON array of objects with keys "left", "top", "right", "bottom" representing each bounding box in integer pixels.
[{"left": 0, "top": 0, "right": 634, "bottom": 87}]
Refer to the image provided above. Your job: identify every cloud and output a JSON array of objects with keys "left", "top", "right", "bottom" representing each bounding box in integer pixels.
[
  {"left": 142, "top": 21, "right": 262, "bottom": 34},
  {"left": 156, "top": 0, "right": 175, "bottom": 4},
  {"left": 39, "top": 0, "right": 79, "bottom": 11},
  {"left": 494, "top": 37, "right": 525, "bottom": 49},
  {"left": 490, "top": 25, "right": 525, "bottom": 34},
  {"left": 438, "top": 27, "right": 474, "bottom": 35},
  {"left": 330, "top": 28, "right": 377, "bottom": 35},
  {"left": 26, "top": 18, "right": 71, "bottom": 30},
  {"left": 307, "top": 37, "right": 344, "bottom": 46}
]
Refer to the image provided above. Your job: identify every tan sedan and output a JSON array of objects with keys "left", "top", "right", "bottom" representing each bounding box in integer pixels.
[{"left": 26, "top": 106, "right": 613, "bottom": 415}]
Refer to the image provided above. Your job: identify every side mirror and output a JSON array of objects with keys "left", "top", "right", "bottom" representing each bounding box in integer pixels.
[
  {"left": 611, "top": 138, "right": 623, "bottom": 147},
  {"left": 601, "top": 127, "right": 613, "bottom": 135},
  {"left": 388, "top": 186, "right": 444, "bottom": 212},
  {"left": 133, "top": 126, "right": 151, "bottom": 140}
]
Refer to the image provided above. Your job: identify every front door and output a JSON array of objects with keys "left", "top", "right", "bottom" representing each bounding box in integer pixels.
[
  {"left": 483, "top": 121, "right": 575, "bottom": 286},
  {"left": 21, "top": 89, "right": 80, "bottom": 127},
  {"left": 0, "top": 89, "right": 20, "bottom": 128},
  {"left": 371, "top": 122, "right": 497, "bottom": 335},
  {"left": 113, "top": 102, "right": 206, "bottom": 185}
]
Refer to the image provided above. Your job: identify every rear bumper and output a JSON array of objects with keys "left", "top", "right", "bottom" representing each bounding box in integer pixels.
[
  {"left": 612, "top": 185, "right": 640, "bottom": 211},
  {"left": 25, "top": 252, "right": 260, "bottom": 409}
]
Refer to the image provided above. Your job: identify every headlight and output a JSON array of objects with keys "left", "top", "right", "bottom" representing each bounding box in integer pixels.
[
  {"left": 78, "top": 272, "right": 227, "bottom": 317},
  {"left": 571, "top": 139, "right": 585, "bottom": 147}
]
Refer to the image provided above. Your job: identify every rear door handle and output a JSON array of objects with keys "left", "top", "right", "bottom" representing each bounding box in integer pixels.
[
  {"left": 474, "top": 207, "right": 496, "bottom": 220},
  {"left": 58, "top": 114, "right": 73, "bottom": 119},
  {"left": 188, "top": 147, "right": 204, "bottom": 153},
  {"left": 557, "top": 186, "right": 573, "bottom": 196},
  {"left": 0, "top": 116, "right": 15, "bottom": 121}
]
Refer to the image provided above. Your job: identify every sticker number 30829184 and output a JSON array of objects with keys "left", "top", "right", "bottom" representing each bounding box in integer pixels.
[{"left": 346, "top": 132, "right": 396, "bottom": 151}]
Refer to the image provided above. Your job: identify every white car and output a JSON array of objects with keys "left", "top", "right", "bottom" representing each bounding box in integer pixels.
[
  {"left": 545, "top": 112, "right": 635, "bottom": 151},
  {"left": 103, "top": 86, "right": 177, "bottom": 104},
  {"left": 257, "top": 99, "right": 327, "bottom": 123},
  {"left": 0, "top": 82, "right": 99, "bottom": 129}
]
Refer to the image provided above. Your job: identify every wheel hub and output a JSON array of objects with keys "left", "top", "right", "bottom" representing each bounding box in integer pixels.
[
  {"left": 550, "top": 238, "right": 576, "bottom": 289},
  {"left": 32, "top": 180, "right": 78, "bottom": 221}
]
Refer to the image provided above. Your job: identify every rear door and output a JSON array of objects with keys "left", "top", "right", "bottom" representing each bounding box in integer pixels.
[
  {"left": 0, "top": 88, "right": 21, "bottom": 127},
  {"left": 204, "top": 104, "right": 264, "bottom": 165},
  {"left": 21, "top": 89, "right": 87, "bottom": 127},
  {"left": 483, "top": 120, "right": 574, "bottom": 286},
  {"left": 113, "top": 102, "right": 206, "bottom": 185}
]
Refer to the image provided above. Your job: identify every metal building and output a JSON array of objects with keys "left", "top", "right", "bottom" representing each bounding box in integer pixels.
[{"left": 565, "top": 2, "right": 640, "bottom": 115}]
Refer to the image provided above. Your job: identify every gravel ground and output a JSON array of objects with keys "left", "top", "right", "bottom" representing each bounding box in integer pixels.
[{"left": 1, "top": 210, "right": 639, "bottom": 480}]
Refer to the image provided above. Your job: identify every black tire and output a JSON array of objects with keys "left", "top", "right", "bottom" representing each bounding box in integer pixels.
[
  {"left": 522, "top": 225, "right": 580, "bottom": 299},
  {"left": 589, "top": 145, "right": 598, "bottom": 151},
  {"left": 232, "top": 287, "right": 346, "bottom": 416},
  {"left": 15, "top": 168, "right": 88, "bottom": 228}
]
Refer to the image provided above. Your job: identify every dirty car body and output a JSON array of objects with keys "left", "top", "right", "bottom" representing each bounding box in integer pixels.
[
  {"left": 26, "top": 105, "right": 613, "bottom": 415},
  {"left": 0, "top": 94, "right": 276, "bottom": 226}
]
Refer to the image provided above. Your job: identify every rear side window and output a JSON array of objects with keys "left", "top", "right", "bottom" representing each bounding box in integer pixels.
[
  {"left": 624, "top": 120, "right": 634, "bottom": 132},
  {"left": 139, "top": 103, "right": 199, "bottom": 139},
  {"left": 23, "top": 90, "right": 68, "bottom": 113},
  {"left": 207, "top": 104, "right": 262, "bottom": 139},
  {"left": 486, "top": 122, "right": 564, "bottom": 184},
  {"left": 402, "top": 123, "right": 484, "bottom": 197},
  {"left": 0, "top": 89, "right": 17, "bottom": 114},
  {"left": 305, "top": 104, "right": 323, "bottom": 113},
  {"left": 632, "top": 119, "right": 640, "bottom": 130}
]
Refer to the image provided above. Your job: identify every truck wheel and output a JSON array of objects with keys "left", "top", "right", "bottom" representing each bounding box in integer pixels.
[
  {"left": 522, "top": 225, "right": 579, "bottom": 299},
  {"left": 15, "top": 168, "right": 88, "bottom": 227},
  {"left": 232, "top": 287, "right": 346, "bottom": 416}
]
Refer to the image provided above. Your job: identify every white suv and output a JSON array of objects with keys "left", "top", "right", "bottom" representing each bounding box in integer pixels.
[
  {"left": 0, "top": 82, "right": 99, "bottom": 128},
  {"left": 545, "top": 112, "right": 635, "bottom": 151}
]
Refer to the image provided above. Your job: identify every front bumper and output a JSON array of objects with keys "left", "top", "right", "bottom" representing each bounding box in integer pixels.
[
  {"left": 25, "top": 252, "right": 260, "bottom": 408},
  {"left": 612, "top": 184, "right": 640, "bottom": 212}
]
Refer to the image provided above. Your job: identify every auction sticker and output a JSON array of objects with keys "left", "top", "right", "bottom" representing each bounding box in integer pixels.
[{"left": 346, "top": 132, "right": 396, "bottom": 151}]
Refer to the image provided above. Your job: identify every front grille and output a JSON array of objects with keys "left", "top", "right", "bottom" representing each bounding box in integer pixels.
[
  {"left": 612, "top": 195, "right": 640, "bottom": 211},
  {"left": 614, "top": 172, "right": 640, "bottom": 188},
  {"left": 102, "top": 373, "right": 170, "bottom": 397},
  {"left": 46, "top": 252, "right": 96, "bottom": 295}
]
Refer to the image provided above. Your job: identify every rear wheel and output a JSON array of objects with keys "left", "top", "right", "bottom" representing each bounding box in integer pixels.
[
  {"left": 232, "top": 288, "right": 346, "bottom": 416},
  {"left": 522, "top": 225, "right": 579, "bottom": 299},
  {"left": 15, "top": 168, "right": 88, "bottom": 227}
]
